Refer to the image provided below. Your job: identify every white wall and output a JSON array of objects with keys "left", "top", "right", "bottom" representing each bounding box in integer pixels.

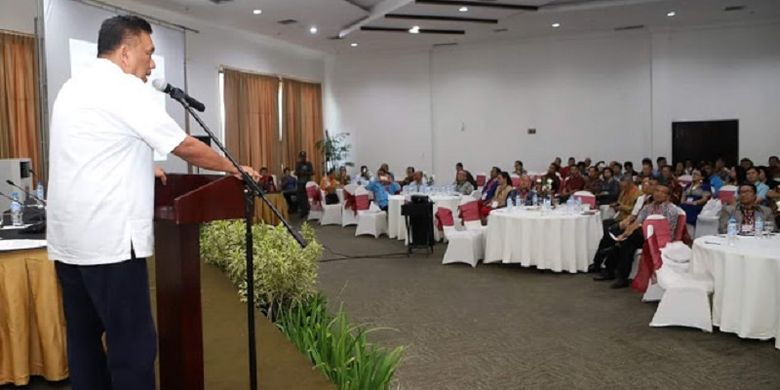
[
  {"left": 325, "top": 22, "right": 780, "bottom": 182},
  {"left": 0, "top": 0, "right": 37, "bottom": 34}
]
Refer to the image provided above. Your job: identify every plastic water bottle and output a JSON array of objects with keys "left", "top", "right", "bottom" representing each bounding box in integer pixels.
[
  {"left": 755, "top": 215, "right": 764, "bottom": 238},
  {"left": 10, "top": 192, "right": 23, "bottom": 226},
  {"left": 35, "top": 182, "right": 45, "bottom": 207},
  {"left": 531, "top": 190, "right": 538, "bottom": 206},
  {"left": 575, "top": 197, "right": 583, "bottom": 212},
  {"left": 727, "top": 216, "right": 738, "bottom": 246},
  {"left": 507, "top": 197, "right": 514, "bottom": 212}
]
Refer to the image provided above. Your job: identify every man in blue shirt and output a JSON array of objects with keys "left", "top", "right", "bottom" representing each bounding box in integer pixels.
[
  {"left": 704, "top": 163, "right": 724, "bottom": 195},
  {"left": 746, "top": 166, "right": 769, "bottom": 203},
  {"left": 366, "top": 174, "right": 400, "bottom": 211}
]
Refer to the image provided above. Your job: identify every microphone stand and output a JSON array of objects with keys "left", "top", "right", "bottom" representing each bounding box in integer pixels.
[{"left": 169, "top": 91, "right": 306, "bottom": 390}]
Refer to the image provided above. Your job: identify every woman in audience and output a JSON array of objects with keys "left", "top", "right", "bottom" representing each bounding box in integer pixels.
[
  {"left": 453, "top": 170, "right": 474, "bottom": 195},
  {"left": 480, "top": 171, "right": 513, "bottom": 219},
  {"left": 482, "top": 166, "right": 502, "bottom": 201},
  {"left": 513, "top": 160, "right": 527, "bottom": 176},
  {"left": 337, "top": 166, "right": 351, "bottom": 186},
  {"left": 598, "top": 167, "right": 620, "bottom": 205},
  {"left": 320, "top": 168, "right": 340, "bottom": 204},
  {"left": 680, "top": 168, "right": 712, "bottom": 225},
  {"left": 674, "top": 162, "right": 686, "bottom": 177}
]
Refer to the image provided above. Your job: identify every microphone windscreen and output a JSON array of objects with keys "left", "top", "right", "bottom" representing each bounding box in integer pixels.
[{"left": 152, "top": 78, "right": 168, "bottom": 92}]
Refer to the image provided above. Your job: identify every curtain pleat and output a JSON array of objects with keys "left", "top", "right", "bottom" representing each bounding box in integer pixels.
[{"left": 282, "top": 79, "right": 323, "bottom": 179}]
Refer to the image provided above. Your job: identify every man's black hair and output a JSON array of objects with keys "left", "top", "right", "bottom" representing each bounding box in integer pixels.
[{"left": 97, "top": 15, "right": 153, "bottom": 56}]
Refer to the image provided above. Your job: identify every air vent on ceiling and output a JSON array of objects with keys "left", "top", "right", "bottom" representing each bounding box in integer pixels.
[
  {"left": 277, "top": 19, "right": 298, "bottom": 25},
  {"left": 328, "top": 35, "right": 343, "bottom": 40},
  {"left": 724, "top": 5, "right": 746, "bottom": 12},
  {"left": 494, "top": 28, "right": 508, "bottom": 33},
  {"left": 614, "top": 24, "right": 645, "bottom": 31},
  {"left": 433, "top": 42, "right": 458, "bottom": 47},
  {"left": 208, "top": 0, "right": 234, "bottom": 4}
]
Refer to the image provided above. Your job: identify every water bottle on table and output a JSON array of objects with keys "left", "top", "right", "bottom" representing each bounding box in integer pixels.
[
  {"left": 755, "top": 215, "right": 764, "bottom": 238},
  {"left": 727, "top": 216, "right": 737, "bottom": 246},
  {"left": 35, "top": 182, "right": 45, "bottom": 207},
  {"left": 10, "top": 192, "right": 23, "bottom": 226}
]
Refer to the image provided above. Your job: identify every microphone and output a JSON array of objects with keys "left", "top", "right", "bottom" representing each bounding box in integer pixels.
[
  {"left": 5, "top": 179, "right": 46, "bottom": 206},
  {"left": 152, "top": 79, "right": 206, "bottom": 112}
]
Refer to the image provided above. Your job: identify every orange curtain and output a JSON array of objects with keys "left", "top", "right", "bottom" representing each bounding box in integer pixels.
[
  {"left": 0, "top": 32, "right": 41, "bottom": 178},
  {"left": 282, "top": 79, "right": 323, "bottom": 180},
  {"left": 223, "top": 69, "right": 282, "bottom": 174}
]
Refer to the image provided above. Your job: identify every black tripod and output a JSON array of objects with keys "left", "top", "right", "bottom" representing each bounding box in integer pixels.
[{"left": 168, "top": 90, "right": 306, "bottom": 390}]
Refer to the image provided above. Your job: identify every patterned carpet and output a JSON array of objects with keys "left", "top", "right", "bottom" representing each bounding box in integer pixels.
[{"left": 314, "top": 224, "right": 780, "bottom": 390}]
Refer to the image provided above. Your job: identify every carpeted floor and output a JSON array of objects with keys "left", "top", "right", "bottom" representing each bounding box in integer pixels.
[{"left": 314, "top": 224, "right": 780, "bottom": 390}]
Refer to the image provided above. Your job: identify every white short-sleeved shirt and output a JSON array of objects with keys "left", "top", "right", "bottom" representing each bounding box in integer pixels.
[
  {"left": 47, "top": 59, "right": 187, "bottom": 265},
  {"left": 631, "top": 194, "right": 648, "bottom": 216}
]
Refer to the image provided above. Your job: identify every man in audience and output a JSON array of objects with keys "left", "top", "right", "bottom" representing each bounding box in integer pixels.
[
  {"left": 758, "top": 165, "right": 779, "bottom": 190},
  {"left": 559, "top": 166, "right": 585, "bottom": 200},
  {"left": 770, "top": 155, "right": 780, "bottom": 168},
  {"left": 454, "top": 170, "right": 475, "bottom": 195},
  {"left": 280, "top": 167, "right": 298, "bottom": 213},
  {"left": 295, "top": 151, "right": 314, "bottom": 218},
  {"left": 584, "top": 166, "right": 603, "bottom": 195},
  {"left": 718, "top": 183, "right": 772, "bottom": 234},
  {"left": 257, "top": 167, "right": 276, "bottom": 193},
  {"left": 455, "top": 162, "right": 478, "bottom": 188},
  {"left": 746, "top": 166, "right": 769, "bottom": 202},
  {"left": 596, "top": 183, "right": 678, "bottom": 289},
  {"left": 401, "top": 166, "right": 415, "bottom": 186},
  {"left": 584, "top": 157, "right": 592, "bottom": 169},
  {"left": 623, "top": 161, "right": 637, "bottom": 181},
  {"left": 740, "top": 158, "right": 754, "bottom": 171},
  {"left": 354, "top": 165, "right": 373, "bottom": 186},
  {"left": 513, "top": 160, "right": 527, "bottom": 176},
  {"left": 659, "top": 165, "right": 682, "bottom": 204},
  {"left": 655, "top": 156, "right": 667, "bottom": 176},
  {"left": 590, "top": 177, "right": 654, "bottom": 274},
  {"left": 366, "top": 173, "right": 400, "bottom": 211},
  {"left": 404, "top": 171, "right": 426, "bottom": 193},
  {"left": 561, "top": 157, "right": 576, "bottom": 178},
  {"left": 639, "top": 158, "right": 655, "bottom": 180},
  {"left": 542, "top": 163, "right": 562, "bottom": 195},
  {"left": 380, "top": 163, "right": 394, "bottom": 180},
  {"left": 704, "top": 162, "right": 724, "bottom": 195},
  {"left": 482, "top": 167, "right": 501, "bottom": 201},
  {"left": 598, "top": 166, "right": 620, "bottom": 205},
  {"left": 684, "top": 159, "right": 694, "bottom": 175}
]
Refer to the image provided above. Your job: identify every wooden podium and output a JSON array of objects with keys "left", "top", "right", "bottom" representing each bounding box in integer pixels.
[{"left": 154, "top": 174, "right": 245, "bottom": 390}]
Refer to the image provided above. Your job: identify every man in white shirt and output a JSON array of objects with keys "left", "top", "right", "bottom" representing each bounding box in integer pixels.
[{"left": 47, "top": 15, "right": 259, "bottom": 390}]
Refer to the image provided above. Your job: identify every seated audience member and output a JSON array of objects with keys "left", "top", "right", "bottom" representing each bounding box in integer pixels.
[
  {"left": 770, "top": 155, "right": 780, "bottom": 169},
  {"left": 623, "top": 161, "right": 637, "bottom": 181},
  {"left": 659, "top": 165, "right": 683, "bottom": 204},
  {"left": 680, "top": 168, "right": 711, "bottom": 225},
  {"left": 542, "top": 163, "right": 562, "bottom": 194},
  {"left": 598, "top": 167, "right": 620, "bottom": 205},
  {"left": 401, "top": 166, "right": 416, "bottom": 187},
  {"left": 740, "top": 158, "right": 754, "bottom": 171},
  {"left": 583, "top": 157, "right": 592, "bottom": 169},
  {"left": 354, "top": 165, "right": 373, "bottom": 186},
  {"left": 718, "top": 183, "right": 773, "bottom": 234},
  {"left": 280, "top": 167, "right": 298, "bottom": 213},
  {"left": 758, "top": 165, "right": 779, "bottom": 191},
  {"left": 553, "top": 157, "right": 562, "bottom": 167},
  {"left": 455, "top": 162, "right": 478, "bottom": 188},
  {"left": 482, "top": 167, "right": 502, "bottom": 201},
  {"left": 480, "top": 171, "right": 513, "bottom": 219},
  {"left": 559, "top": 166, "right": 585, "bottom": 200},
  {"left": 746, "top": 166, "right": 769, "bottom": 202},
  {"left": 704, "top": 162, "right": 724, "bottom": 194},
  {"left": 561, "top": 157, "right": 576, "bottom": 178},
  {"left": 320, "top": 168, "right": 340, "bottom": 204},
  {"left": 337, "top": 166, "right": 351, "bottom": 186},
  {"left": 655, "top": 156, "right": 667, "bottom": 176},
  {"left": 590, "top": 177, "right": 654, "bottom": 273},
  {"left": 516, "top": 173, "right": 532, "bottom": 200},
  {"left": 257, "top": 167, "right": 277, "bottom": 193},
  {"left": 610, "top": 161, "right": 623, "bottom": 178},
  {"left": 454, "top": 170, "right": 474, "bottom": 195},
  {"left": 714, "top": 157, "right": 729, "bottom": 178},
  {"left": 584, "top": 166, "right": 603, "bottom": 196},
  {"left": 639, "top": 158, "right": 655, "bottom": 180},
  {"left": 366, "top": 174, "right": 400, "bottom": 211},
  {"left": 684, "top": 159, "right": 694, "bottom": 174},
  {"left": 595, "top": 183, "right": 679, "bottom": 289},
  {"left": 404, "top": 171, "right": 427, "bottom": 193},
  {"left": 513, "top": 160, "right": 527, "bottom": 176},
  {"left": 380, "top": 163, "right": 395, "bottom": 180},
  {"left": 673, "top": 161, "right": 686, "bottom": 177},
  {"left": 576, "top": 161, "right": 587, "bottom": 176}
]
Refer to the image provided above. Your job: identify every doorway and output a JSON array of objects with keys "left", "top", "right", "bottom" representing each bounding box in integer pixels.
[{"left": 672, "top": 120, "right": 739, "bottom": 166}]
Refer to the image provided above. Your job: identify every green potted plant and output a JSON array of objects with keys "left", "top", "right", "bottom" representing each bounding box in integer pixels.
[{"left": 316, "top": 130, "right": 354, "bottom": 173}]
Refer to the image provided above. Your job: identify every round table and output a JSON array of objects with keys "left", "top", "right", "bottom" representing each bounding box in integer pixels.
[
  {"left": 690, "top": 235, "right": 780, "bottom": 350},
  {"left": 388, "top": 194, "right": 461, "bottom": 243},
  {"left": 483, "top": 207, "right": 603, "bottom": 273}
]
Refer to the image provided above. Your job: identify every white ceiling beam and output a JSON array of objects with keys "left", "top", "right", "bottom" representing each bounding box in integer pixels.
[{"left": 339, "top": 0, "right": 415, "bottom": 38}]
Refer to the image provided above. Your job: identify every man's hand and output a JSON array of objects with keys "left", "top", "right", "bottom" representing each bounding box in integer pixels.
[
  {"left": 234, "top": 165, "right": 261, "bottom": 182},
  {"left": 155, "top": 166, "right": 167, "bottom": 186}
]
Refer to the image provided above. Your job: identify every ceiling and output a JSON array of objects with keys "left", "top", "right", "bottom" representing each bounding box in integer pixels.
[{"left": 129, "top": 0, "right": 780, "bottom": 54}]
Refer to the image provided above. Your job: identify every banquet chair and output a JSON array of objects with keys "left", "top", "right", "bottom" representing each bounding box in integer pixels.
[
  {"left": 510, "top": 174, "right": 521, "bottom": 188},
  {"left": 649, "top": 259, "right": 714, "bottom": 332},
  {"left": 305, "top": 181, "right": 323, "bottom": 221},
  {"left": 475, "top": 173, "right": 487, "bottom": 189},
  {"left": 718, "top": 185, "right": 738, "bottom": 205},
  {"left": 600, "top": 205, "right": 616, "bottom": 221},
  {"left": 573, "top": 191, "right": 597, "bottom": 210},
  {"left": 695, "top": 199, "right": 722, "bottom": 238},
  {"left": 459, "top": 198, "right": 488, "bottom": 247},
  {"left": 438, "top": 207, "right": 483, "bottom": 268},
  {"left": 640, "top": 215, "right": 672, "bottom": 302},
  {"left": 471, "top": 189, "right": 482, "bottom": 200},
  {"left": 319, "top": 189, "right": 343, "bottom": 226},
  {"left": 341, "top": 184, "right": 360, "bottom": 227},
  {"left": 355, "top": 186, "right": 387, "bottom": 238}
]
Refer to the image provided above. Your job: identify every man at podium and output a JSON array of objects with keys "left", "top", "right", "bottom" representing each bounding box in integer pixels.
[{"left": 46, "top": 15, "right": 259, "bottom": 390}]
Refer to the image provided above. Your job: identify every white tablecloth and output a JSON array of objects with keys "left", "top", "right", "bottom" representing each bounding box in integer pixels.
[
  {"left": 388, "top": 194, "right": 461, "bottom": 243},
  {"left": 484, "top": 208, "right": 603, "bottom": 273},
  {"left": 690, "top": 235, "right": 780, "bottom": 350}
]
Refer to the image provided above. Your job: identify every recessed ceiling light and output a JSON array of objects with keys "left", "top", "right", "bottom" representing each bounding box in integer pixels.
[
  {"left": 309, "top": 26, "right": 318, "bottom": 34},
  {"left": 252, "top": 9, "right": 262, "bottom": 15},
  {"left": 667, "top": 11, "right": 676, "bottom": 17},
  {"left": 551, "top": 22, "right": 561, "bottom": 28},
  {"left": 409, "top": 25, "right": 420, "bottom": 34},
  {"left": 459, "top": 6, "right": 468, "bottom": 12},
  {"left": 350, "top": 42, "right": 358, "bottom": 47}
]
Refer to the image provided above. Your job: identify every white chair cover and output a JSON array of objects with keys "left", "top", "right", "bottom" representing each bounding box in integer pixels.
[
  {"left": 319, "top": 190, "right": 343, "bottom": 226},
  {"left": 650, "top": 266, "right": 714, "bottom": 332},
  {"left": 305, "top": 181, "right": 323, "bottom": 221},
  {"left": 355, "top": 185, "right": 387, "bottom": 238}
]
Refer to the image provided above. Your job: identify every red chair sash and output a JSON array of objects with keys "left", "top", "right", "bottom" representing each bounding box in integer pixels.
[
  {"left": 718, "top": 190, "right": 735, "bottom": 204},
  {"left": 343, "top": 191, "right": 357, "bottom": 215},
  {"left": 307, "top": 186, "right": 322, "bottom": 211},
  {"left": 435, "top": 207, "right": 455, "bottom": 230},
  {"left": 355, "top": 194, "right": 370, "bottom": 211},
  {"left": 476, "top": 175, "right": 486, "bottom": 187},
  {"left": 511, "top": 177, "right": 520, "bottom": 187},
  {"left": 459, "top": 201, "right": 481, "bottom": 222}
]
